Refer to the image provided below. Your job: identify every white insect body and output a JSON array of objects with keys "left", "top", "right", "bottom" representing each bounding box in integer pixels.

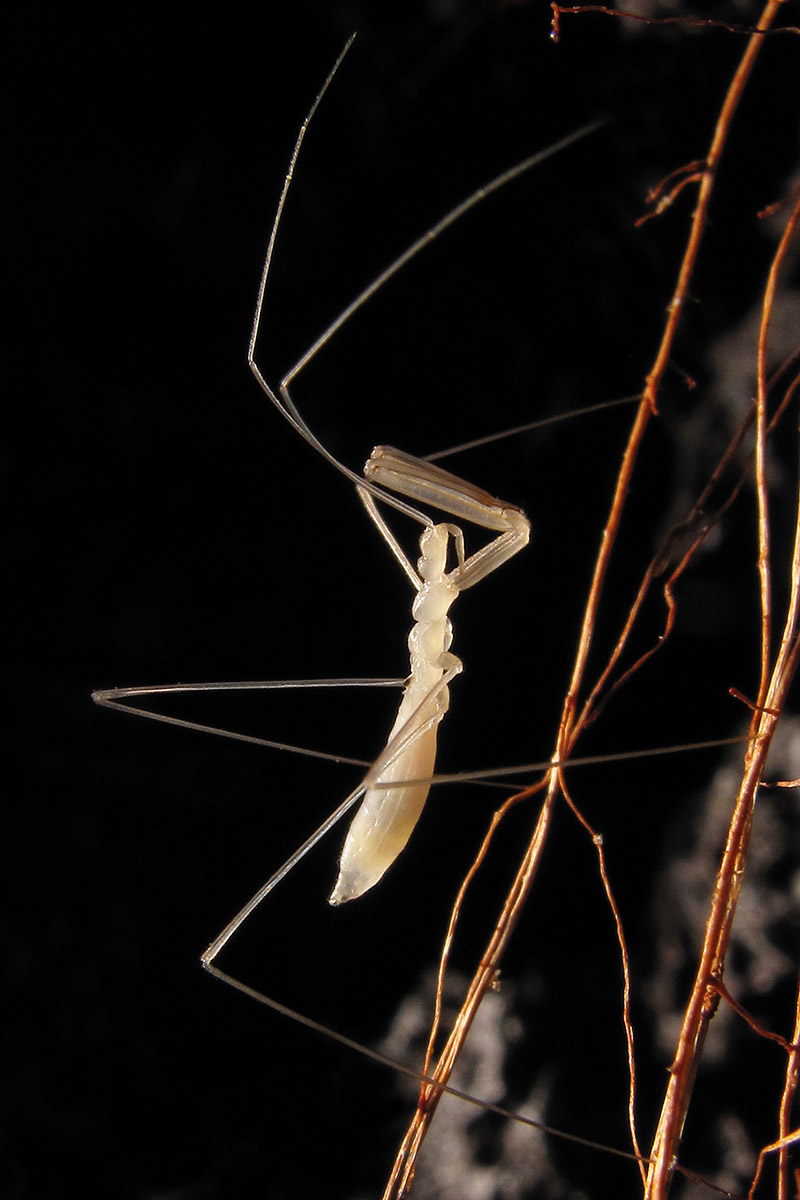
[
  {"left": 331, "top": 443, "right": 530, "bottom": 904},
  {"left": 330, "top": 522, "right": 457, "bottom": 904},
  {"left": 92, "top": 32, "right": 595, "bottom": 1079},
  {"left": 207, "top": 38, "right": 591, "bottom": 907}
]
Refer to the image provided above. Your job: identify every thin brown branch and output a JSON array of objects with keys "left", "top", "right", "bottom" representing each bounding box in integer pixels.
[
  {"left": 636, "top": 164, "right": 705, "bottom": 226},
  {"left": 645, "top": 170, "right": 800, "bottom": 1198},
  {"left": 712, "top": 978, "right": 797, "bottom": 1055},
  {"left": 383, "top": 779, "right": 561, "bottom": 1198},
  {"left": 561, "top": 774, "right": 645, "bottom": 1184},
  {"left": 646, "top": 161, "right": 707, "bottom": 205},
  {"left": 756, "top": 188, "right": 800, "bottom": 708},
  {"left": 383, "top": 4, "right": 797, "bottom": 1195},
  {"left": 580, "top": 436, "right": 748, "bottom": 731},
  {"left": 574, "top": 269, "right": 800, "bottom": 736},
  {"left": 550, "top": 3, "right": 800, "bottom": 39},
  {"left": 777, "top": 976, "right": 800, "bottom": 1200},
  {"left": 567, "top": 0, "right": 779, "bottom": 759},
  {"left": 585, "top": 337, "right": 800, "bottom": 727},
  {"left": 421, "top": 785, "right": 541, "bottom": 1080},
  {"left": 748, "top": 1128, "right": 800, "bottom": 1200}
]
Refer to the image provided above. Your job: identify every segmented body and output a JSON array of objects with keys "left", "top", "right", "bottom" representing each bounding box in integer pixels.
[{"left": 329, "top": 524, "right": 460, "bottom": 904}]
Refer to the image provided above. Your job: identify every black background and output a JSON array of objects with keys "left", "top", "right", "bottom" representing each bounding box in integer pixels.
[{"left": 5, "top": 3, "right": 800, "bottom": 1198}]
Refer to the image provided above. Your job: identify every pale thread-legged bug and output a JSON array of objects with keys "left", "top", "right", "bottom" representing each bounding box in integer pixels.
[
  {"left": 327, "top": 444, "right": 530, "bottom": 905},
  {"left": 90, "top": 28, "right": 797, "bottom": 1200},
  {"left": 90, "top": 30, "right": 628, "bottom": 1173},
  {"left": 93, "top": 41, "right": 604, "bottom": 945}
]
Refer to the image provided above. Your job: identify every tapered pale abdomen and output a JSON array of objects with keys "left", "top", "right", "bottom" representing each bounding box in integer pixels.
[{"left": 328, "top": 720, "right": 439, "bottom": 905}]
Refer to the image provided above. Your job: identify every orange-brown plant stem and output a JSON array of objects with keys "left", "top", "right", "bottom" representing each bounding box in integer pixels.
[
  {"left": 384, "top": 3, "right": 790, "bottom": 1195},
  {"left": 584, "top": 345, "right": 800, "bottom": 728},
  {"left": 382, "top": 781, "right": 560, "bottom": 1198},
  {"left": 644, "top": 143, "right": 800, "bottom": 1200},
  {"left": 564, "top": 0, "right": 786, "bottom": 753},
  {"left": 748, "top": 1128, "right": 800, "bottom": 1200},
  {"left": 776, "top": 977, "right": 800, "bottom": 1200},
  {"left": 552, "top": 5, "right": 798, "bottom": 38},
  {"left": 560, "top": 774, "right": 646, "bottom": 1184},
  {"left": 419, "top": 786, "right": 547, "bottom": 1083},
  {"left": 646, "top": 533, "right": 800, "bottom": 1199}
]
